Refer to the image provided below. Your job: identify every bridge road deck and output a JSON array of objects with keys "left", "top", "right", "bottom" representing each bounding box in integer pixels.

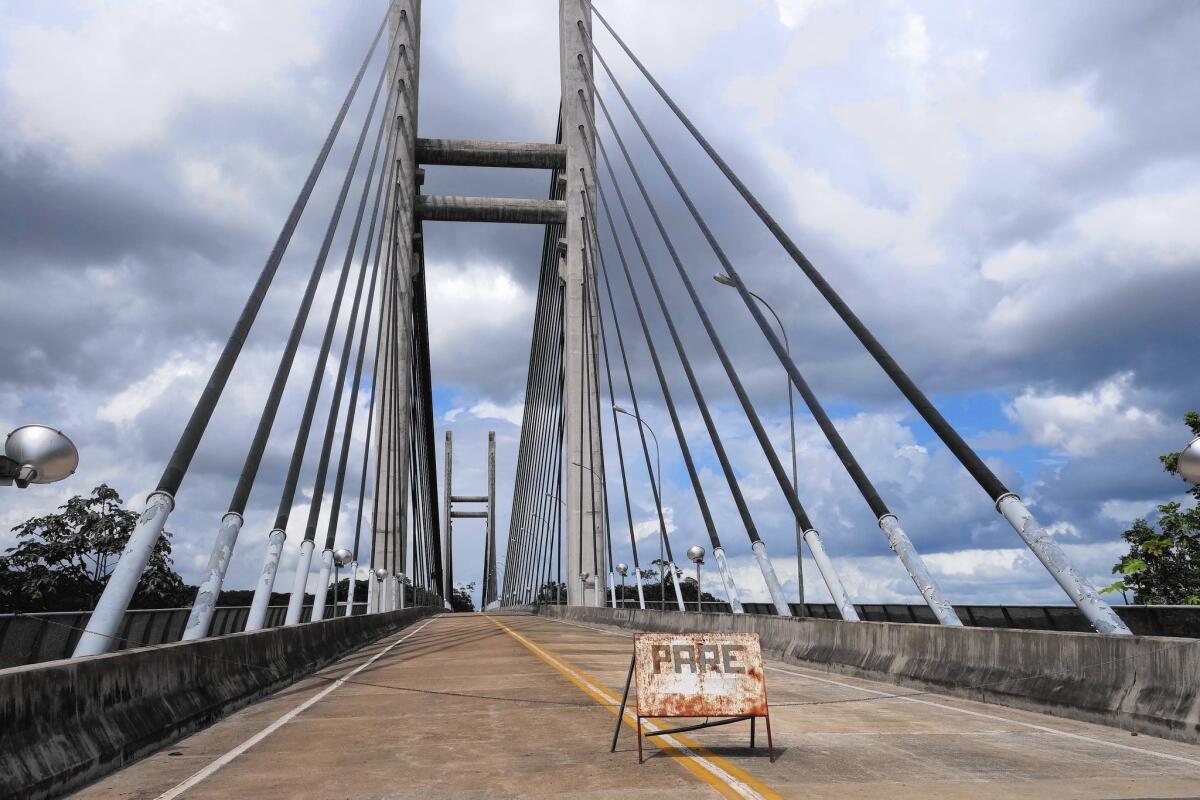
[{"left": 75, "top": 613, "right": 1200, "bottom": 800}]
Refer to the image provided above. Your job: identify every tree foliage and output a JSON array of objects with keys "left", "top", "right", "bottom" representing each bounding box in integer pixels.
[
  {"left": 0, "top": 484, "right": 190, "bottom": 612},
  {"left": 1103, "top": 412, "right": 1200, "bottom": 605},
  {"left": 449, "top": 581, "right": 476, "bottom": 612}
]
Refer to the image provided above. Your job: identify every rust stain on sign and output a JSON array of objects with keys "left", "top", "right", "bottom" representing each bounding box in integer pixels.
[{"left": 634, "top": 632, "right": 767, "bottom": 718}]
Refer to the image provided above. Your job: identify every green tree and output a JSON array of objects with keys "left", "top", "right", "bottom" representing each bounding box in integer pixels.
[
  {"left": 0, "top": 484, "right": 190, "bottom": 612},
  {"left": 449, "top": 581, "right": 476, "bottom": 612},
  {"left": 1103, "top": 412, "right": 1200, "bottom": 604}
]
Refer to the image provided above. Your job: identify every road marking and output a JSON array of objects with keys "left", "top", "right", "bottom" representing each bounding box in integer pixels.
[
  {"left": 487, "top": 615, "right": 781, "bottom": 800},
  {"left": 154, "top": 619, "right": 435, "bottom": 800},
  {"left": 531, "top": 615, "right": 1200, "bottom": 769}
]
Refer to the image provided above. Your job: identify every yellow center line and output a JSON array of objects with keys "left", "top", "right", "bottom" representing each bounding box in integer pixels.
[{"left": 487, "top": 615, "right": 781, "bottom": 800}]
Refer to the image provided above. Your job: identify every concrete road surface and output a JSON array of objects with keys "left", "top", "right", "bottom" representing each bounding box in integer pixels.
[{"left": 74, "top": 612, "right": 1200, "bottom": 799}]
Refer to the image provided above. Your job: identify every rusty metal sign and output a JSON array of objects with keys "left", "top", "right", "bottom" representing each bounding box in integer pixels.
[{"left": 634, "top": 632, "right": 768, "bottom": 718}]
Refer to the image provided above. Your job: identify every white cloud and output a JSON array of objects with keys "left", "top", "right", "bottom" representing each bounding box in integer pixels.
[
  {"left": 468, "top": 400, "right": 524, "bottom": 427},
  {"left": 894, "top": 13, "right": 930, "bottom": 67},
  {"left": 96, "top": 349, "right": 214, "bottom": 426},
  {"left": 425, "top": 262, "right": 534, "bottom": 355},
  {"left": 633, "top": 504, "right": 674, "bottom": 543},
  {"left": 439, "top": 0, "right": 751, "bottom": 130},
  {"left": 958, "top": 84, "right": 1104, "bottom": 159},
  {"left": 984, "top": 188, "right": 1200, "bottom": 287},
  {"left": 1005, "top": 372, "right": 1168, "bottom": 457},
  {"left": 2, "top": 0, "right": 323, "bottom": 163}
]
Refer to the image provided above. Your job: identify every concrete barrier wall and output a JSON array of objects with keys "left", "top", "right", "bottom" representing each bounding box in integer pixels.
[
  {"left": 0, "top": 606, "right": 437, "bottom": 800},
  {"left": 538, "top": 606, "right": 1200, "bottom": 745}
]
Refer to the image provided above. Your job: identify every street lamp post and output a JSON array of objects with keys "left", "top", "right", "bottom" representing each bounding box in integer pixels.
[
  {"left": 332, "top": 548, "right": 352, "bottom": 618},
  {"left": 687, "top": 545, "right": 705, "bottom": 613},
  {"left": 613, "top": 404, "right": 667, "bottom": 610},
  {"left": 374, "top": 568, "right": 387, "bottom": 614},
  {"left": 713, "top": 274, "right": 803, "bottom": 614},
  {"left": 616, "top": 562, "right": 628, "bottom": 608}
]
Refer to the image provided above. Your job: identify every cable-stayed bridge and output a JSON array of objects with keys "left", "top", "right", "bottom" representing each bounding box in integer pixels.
[{"left": 2, "top": 3, "right": 1198, "bottom": 798}]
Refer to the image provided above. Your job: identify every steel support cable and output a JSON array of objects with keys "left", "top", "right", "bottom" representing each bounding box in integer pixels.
[
  {"left": 388, "top": 292, "right": 404, "bottom": 581},
  {"left": 159, "top": 12, "right": 388, "bottom": 498},
  {"left": 545, "top": 382, "right": 566, "bottom": 600},
  {"left": 373, "top": 252, "right": 398, "bottom": 602},
  {"left": 585, "top": 182, "right": 705, "bottom": 613},
  {"left": 580, "top": 252, "right": 602, "bottom": 604},
  {"left": 369, "top": 225, "right": 399, "bottom": 600},
  {"left": 583, "top": 77, "right": 856, "bottom": 620},
  {"left": 526, "top": 263, "right": 565, "bottom": 601},
  {"left": 581, "top": 49, "right": 959, "bottom": 626},
  {"left": 518, "top": 261, "right": 564, "bottom": 605},
  {"left": 583, "top": 242, "right": 615, "bottom": 607},
  {"left": 503, "top": 251, "right": 550, "bottom": 604},
  {"left": 583, "top": 256, "right": 619, "bottom": 607},
  {"left": 504, "top": 162, "right": 565, "bottom": 603},
  {"left": 590, "top": 229, "right": 645, "bottom": 608},
  {"left": 587, "top": 8, "right": 1128, "bottom": 635},
  {"left": 272, "top": 67, "right": 388, "bottom": 534},
  {"left": 419, "top": 301, "right": 438, "bottom": 587},
  {"left": 275, "top": 66, "right": 391, "bottom": 626},
  {"left": 185, "top": 81, "right": 393, "bottom": 639},
  {"left": 526, "top": 287, "right": 565, "bottom": 603},
  {"left": 324, "top": 115, "right": 401, "bottom": 561},
  {"left": 580, "top": 146, "right": 769, "bottom": 615},
  {"left": 411, "top": 235, "right": 443, "bottom": 592},
  {"left": 512, "top": 254, "right": 558, "bottom": 603},
  {"left": 533, "top": 282, "right": 567, "bottom": 601},
  {"left": 74, "top": 13, "right": 391, "bottom": 657},
  {"left": 578, "top": 115, "right": 754, "bottom": 611},
  {"left": 353, "top": 250, "right": 389, "bottom": 609},
  {"left": 584, "top": 183, "right": 680, "bottom": 611},
  {"left": 578, "top": 214, "right": 625, "bottom": 607},
  {"left": 310, "top": 85, "right": 393, "bottom": 558},
  {"left": 348, "top": 121, "right": 404, "bottom": 613},
  {"left": 243, "top": 58, "right": 389, "bottom": 631},
  {"left": 523, "top": 155, "right": 568, "bottom": 603}
]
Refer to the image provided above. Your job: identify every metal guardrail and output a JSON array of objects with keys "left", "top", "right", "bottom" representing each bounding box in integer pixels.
[
  {"left": 607, "top": 600, "right": 1200, "bottom": 638},
  {"left": 0, "top": 591, "right": 445, "bottom": 669}
]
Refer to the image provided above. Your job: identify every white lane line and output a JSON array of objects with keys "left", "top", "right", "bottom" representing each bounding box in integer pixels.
[
  {"left": 765, "top": 665, "right": 1200, "bottom": 769},
  {"left": 535, "top": 616, "right": 1200, "bottom": 769},
  {"left": 155, "top": 619, "right": 436, "bottom": 800}
]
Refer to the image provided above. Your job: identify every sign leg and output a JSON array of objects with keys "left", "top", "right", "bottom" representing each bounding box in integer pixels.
[
  {"left": 750, "top": 716, "right": 756, "bottom": 749},
  {"left": 766, "top": 715, "right": 775, "bottom": 763},
  {"left": 612, "top": 652, "right": 635, "bottom": 752},
  {"left": 637, "top": 717, "right": 644, "bottom": 764}
]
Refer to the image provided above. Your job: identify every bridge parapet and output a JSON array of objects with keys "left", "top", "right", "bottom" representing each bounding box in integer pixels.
[
  {"left": 538, "top": 605, "right": 1200, "bottom": 745},
  {"left": 0, "top": 606, "right": 437, "bottom": 800}
]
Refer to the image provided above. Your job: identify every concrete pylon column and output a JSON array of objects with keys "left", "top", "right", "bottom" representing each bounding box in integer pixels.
[
  {"left": 560, "top": 0, "right": 603, "bottom": 607},
  {"left": 443, "top": 430, "right": 454, "bottom": 600},
  {"left": 484, "top": 431, "right": 498, "bottom": 608},
  {"left": 371, "top": 0, "right": 421, "bottom": 582}
]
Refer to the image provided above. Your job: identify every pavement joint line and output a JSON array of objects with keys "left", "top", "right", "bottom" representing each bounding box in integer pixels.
[
  {"left": 487, "top": 615, "right": 781, "bottom": 800},
  {"left": 150, "top": 618, "right": 436, "bottom": 800},
  {"left": 527, "top": 614, "right": 1200, "bottom": 769}
]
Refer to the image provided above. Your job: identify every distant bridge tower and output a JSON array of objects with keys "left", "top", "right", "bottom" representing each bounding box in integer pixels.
[
  {"left": 559, "top": 0, "right": 606, "bottom": 607},
  {"left": 379, "top": 0, "right": 606, "bottom": 608}
]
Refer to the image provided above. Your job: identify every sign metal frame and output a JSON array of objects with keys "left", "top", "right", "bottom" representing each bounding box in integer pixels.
[{"left": 611, "top": 632, "right": 774, "bottom": 763}]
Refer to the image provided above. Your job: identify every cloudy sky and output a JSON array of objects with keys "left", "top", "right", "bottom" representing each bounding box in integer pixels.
[{"left": 2, "top": 0, "right": 1197, "bottom": 612}]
